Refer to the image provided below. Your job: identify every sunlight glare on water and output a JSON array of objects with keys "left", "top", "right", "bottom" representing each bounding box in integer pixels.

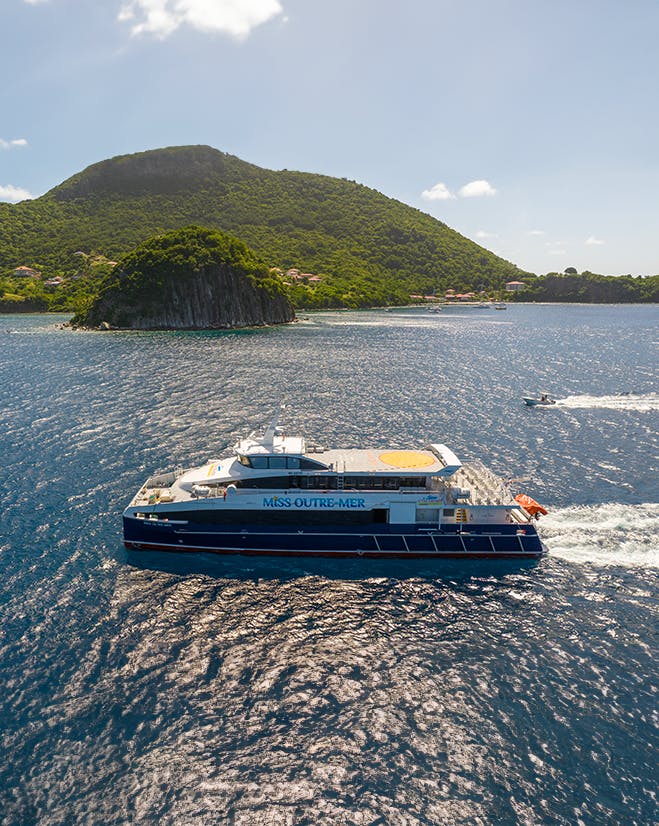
[{"left": 0, "top": 305, "right": 657, "bottom": 825}]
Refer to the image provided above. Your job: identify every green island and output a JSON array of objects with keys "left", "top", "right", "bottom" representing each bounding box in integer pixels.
[
  {"left": 73, "top": 226, "right": 294, "bottom": 330},
  {"left": 1, "top": 145, "right": 657, "bottom": 314}
]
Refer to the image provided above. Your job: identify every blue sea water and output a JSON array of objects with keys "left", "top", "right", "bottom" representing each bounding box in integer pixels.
[{"left": 0, "top": 304, "right": 657, "bottom": 825}]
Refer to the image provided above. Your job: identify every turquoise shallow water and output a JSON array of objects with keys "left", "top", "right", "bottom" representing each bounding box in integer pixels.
[{"left": 0, "top": 305, "right": 657, "bottom": 824}]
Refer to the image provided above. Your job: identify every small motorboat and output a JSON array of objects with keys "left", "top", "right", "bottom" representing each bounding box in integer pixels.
[{"left": 523, "top": 394, "right": 556, "bottom": 407}]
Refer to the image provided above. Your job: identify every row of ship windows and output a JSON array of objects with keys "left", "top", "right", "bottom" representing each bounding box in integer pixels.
[
  {"left": 234, "top": 475, "right": 426, "bottom": 490},
  {"left": 238, "top": 455, "right": 327, "bottom": 470}
]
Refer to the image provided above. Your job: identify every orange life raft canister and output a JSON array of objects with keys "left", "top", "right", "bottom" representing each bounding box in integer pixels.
[{"left": 514, "top": 493, "right": 548, "bottom": 517}]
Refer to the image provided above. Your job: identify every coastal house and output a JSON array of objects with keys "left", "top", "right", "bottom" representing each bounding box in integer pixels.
[
  {"left": 44, "top": 276, "right": 64, "bottom": 287},
  {"left": 13, "top": 266, "right": 41, "bottom": 278},
  {"left": 505, "top": 281, "right": 526, "bottom": 292},
  {"left": 282, "top": 270, "right": 323, "bottom": 283}
]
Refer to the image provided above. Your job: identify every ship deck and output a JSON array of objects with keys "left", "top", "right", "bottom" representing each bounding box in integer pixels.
[{"left": 309, "top": 448, "right": 445, "bottom": 474}]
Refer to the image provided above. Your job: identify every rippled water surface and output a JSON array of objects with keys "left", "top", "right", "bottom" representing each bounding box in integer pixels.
[{"left": 0, "top": 305, "right": 657, "bottom": 825}]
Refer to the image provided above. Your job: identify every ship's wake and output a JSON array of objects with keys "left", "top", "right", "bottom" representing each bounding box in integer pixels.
[
  {"left": 555, "top": 393, "right": 659, "bottom": 412},
  {"left": 539, "top": 502, "right": 659, "bottom": 567}
]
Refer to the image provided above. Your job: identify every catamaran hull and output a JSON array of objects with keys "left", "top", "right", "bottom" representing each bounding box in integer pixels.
[{"left": 123, "top": 517, "right": 546, "bottom": 558}]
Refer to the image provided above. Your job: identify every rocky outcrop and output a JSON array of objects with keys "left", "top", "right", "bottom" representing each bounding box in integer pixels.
[
  {"left": 74, "top": 225, "right": 295, "bottom": 330},
  {"left": 85, "top": 263, "right": 294, "bottom": 330}
]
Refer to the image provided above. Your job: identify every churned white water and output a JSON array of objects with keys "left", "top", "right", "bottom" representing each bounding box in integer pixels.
[
  {"left": 556, "top": 393, "right": 659, "bottom": 412},
  {"left": 539, "top": 502, "right": 659, "bottom": 567}
]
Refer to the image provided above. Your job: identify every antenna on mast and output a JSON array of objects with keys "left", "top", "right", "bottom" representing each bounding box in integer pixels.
[{"left": 263, "top": 403, "right": 285, "bottom": 445}]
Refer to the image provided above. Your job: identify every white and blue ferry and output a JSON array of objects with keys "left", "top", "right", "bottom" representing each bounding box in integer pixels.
[{"left": 123, "top": 413, "right": 547, "bottom": 559}]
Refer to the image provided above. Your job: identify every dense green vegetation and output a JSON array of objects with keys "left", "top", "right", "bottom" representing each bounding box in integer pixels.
[
  {"left": 73, "top": 225, "right": 291, "bottom": 327},
  {"left": 0, "top": 145, "right": 526, "bottom": 311},
  {"left": 508, "top": 271, "right": 659, "bottom": 303},
  {"left": 0, "top": 256, "right": 114, "bottom": 315},
  {"left": 0, "top": 145, "right": 656, "bottom": 310},
  {"left": 0, "top": 293, "right": 48, "bottom": 313}
]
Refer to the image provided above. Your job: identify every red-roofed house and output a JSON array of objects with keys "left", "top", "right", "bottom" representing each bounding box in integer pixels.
[{"left": 14, "top": 266, "right": 41, "bottom": 278}]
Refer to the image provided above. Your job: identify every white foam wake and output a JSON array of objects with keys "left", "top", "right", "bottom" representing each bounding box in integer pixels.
[
  {"left": 539, "top": 503, "right": 659, "bottom": 567},
  {"left": 555, "top": 393, "right": 659, "bottom": 412}
]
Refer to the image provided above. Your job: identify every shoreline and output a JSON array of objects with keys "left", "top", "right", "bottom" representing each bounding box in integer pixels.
[{"left": 1, "top": 300, "right": 659, "bottom": 320}]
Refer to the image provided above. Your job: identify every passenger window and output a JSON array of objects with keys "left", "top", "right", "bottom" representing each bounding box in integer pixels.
[
  {"left": 269, "top": 457, "right": 286, "bottom": 469},
  {"left": 250, "top": 457, "right": 268, "bottom": 469},
  {"left": 286, "top": 458, "right": 300, "bottom": 469}
]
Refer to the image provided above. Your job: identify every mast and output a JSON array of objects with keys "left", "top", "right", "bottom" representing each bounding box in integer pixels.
[{"left": 262, "top": 405, "right": 284, "bottom": 446}]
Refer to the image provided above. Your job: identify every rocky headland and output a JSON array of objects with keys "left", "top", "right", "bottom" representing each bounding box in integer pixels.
[{"left": 73, "top": 226, "right": 295, "bottom": 330}]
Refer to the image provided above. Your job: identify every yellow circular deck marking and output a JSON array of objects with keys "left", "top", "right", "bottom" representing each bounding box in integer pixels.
[{"left": 379, "top": 451, "right": 435, "bottom": 469}]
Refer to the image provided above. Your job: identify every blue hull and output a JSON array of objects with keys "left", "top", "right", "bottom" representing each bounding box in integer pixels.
[{"left": 123, "top": 517, "right": 546, "bottom": 559}]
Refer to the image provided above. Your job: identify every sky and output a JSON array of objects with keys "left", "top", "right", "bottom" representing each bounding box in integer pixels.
[{"left": 1, "top": 0, "right": 658, "bottom": 276}]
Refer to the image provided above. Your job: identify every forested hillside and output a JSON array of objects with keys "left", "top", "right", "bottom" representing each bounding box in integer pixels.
[
  {"left": 511, "top": 271, "right": 658, "bottom": 303},
  {"left": 0, "top": 145, "right": 526, "bottom": 310},
  {"left": 2, "top": 145, "right": 656, "bottom": 311}
]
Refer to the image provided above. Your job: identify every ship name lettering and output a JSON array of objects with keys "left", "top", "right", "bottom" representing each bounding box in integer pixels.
[
  {"left": 263, "top": 496, "right": 366, "bottom": 509},
  {"left": 262, "top": 496, "right": 291, "bottom": 508}
]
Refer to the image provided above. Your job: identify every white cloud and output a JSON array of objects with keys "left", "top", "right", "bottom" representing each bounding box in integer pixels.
[
  {"left": 0, "top": 138, "right": 28, "bottom": 149},
  {"left": 585, "top": 235, "right": 605, "bottom": 246},
  {"left": 119, "top": 0, "right": 284, "bottom": 40},
  {"left": 458, "top": 179, "right": 496, "bottom": 198},
  {"left": 547, "top": 248, "right": 566, "bottom": 256},
  {"left": 23, "top": 0, "right": 48, "bottom": 5},
  {"left": 476, "top": 230, "right": 498, "bottom": 239},
  {"left": 527, "top": 229, "right": 545, "bottom": 236},
  {"left": 421, "top": 181, "right": 455, "bottom": 201},
  {"left": 0, "top": 184, "right": 33, "bottom": 203}
]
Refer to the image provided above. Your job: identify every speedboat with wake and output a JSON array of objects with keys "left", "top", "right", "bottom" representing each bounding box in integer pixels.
[
  {"left": 123, "top": 411, "right": 548, "bottom": 559},
  {"left": 523, "top": 394, "right": 556, "bottom": 407}
]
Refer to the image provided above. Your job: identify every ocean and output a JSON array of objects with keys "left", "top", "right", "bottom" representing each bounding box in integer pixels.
[{"left": 0, "top": 304, "right": 657, "bottom": 825}]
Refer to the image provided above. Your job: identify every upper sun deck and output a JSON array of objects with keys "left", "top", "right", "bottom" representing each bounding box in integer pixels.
[
  {"left": 310, "top": 446, "right": 461, "bottom": 476},
  {"left": 233, "top": 412, "right": 461, "bottom": 477}
]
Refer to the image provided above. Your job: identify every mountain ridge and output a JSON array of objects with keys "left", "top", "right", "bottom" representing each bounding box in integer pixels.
[
  {"left": 49, "top": 145, "right": 262, "bottom": 200},
  {"left": 0, "top": 144, "right": 528, "bottom": 309}
]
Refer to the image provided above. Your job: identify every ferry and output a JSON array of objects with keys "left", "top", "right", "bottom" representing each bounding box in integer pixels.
[{"left": 123, "top": 413, "right": 548, "bottom": 559}]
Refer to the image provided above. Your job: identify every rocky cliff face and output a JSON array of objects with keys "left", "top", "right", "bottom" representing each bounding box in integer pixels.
[
  {"left": 76, "top": 225, "right": 295, "bottom": 331},
  {"left": 85, "top": 263, "right": 295, "bottom": 330}
]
